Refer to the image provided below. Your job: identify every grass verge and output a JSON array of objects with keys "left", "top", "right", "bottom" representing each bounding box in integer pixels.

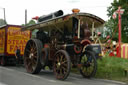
[
  {"left": 95, "top": 55, "right": 128, "bottom": 83},
  {"left": 71, "top": 54, "right": 128, "bottom": 83}
]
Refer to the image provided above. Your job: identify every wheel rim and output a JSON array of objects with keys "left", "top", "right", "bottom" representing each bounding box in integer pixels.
[
  {"left": 24, "top": 40, "right": 38, "bottom": 73},
  {"left": 54, "top": 52, "right": 69, "bottom": 79},
  {"left": 80, "top": 53, "right": 96, "bottom": 77}
]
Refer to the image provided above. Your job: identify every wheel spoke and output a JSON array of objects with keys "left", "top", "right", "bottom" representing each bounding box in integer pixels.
[
  {"left": 33, "top": 58, "right": 37, "bottom": 64},
  {"left": 60, "top": 55, "right": 63, "bottom": 62},
  {"left": 25, "top": 57, "right": 31, "bottom": 62},
  {"left": 33, "top": 55, "right": 38, "bottom": 59},
  {"left": 27, "top": 60, "right": 34, "bottom": 72},
  {"left": 32, "top": 47, "right": 36, "bottom": 53},
  {"left": 56, "top": 55, "right": 60, "bottom": 62},
  {"left": 56, "top": 68, "right": 59, "bottom": 73},
  {"left": 33, "top": 51, "right": 37, "bottom": 56},
  {"left": 54, "top": 63, "right": 60, "bottom": 73},
  {"left": 60, "top": 68, "right": 63, "bottom": 75},
  {"left": 25, "top": 49, "right": 31, "bottom": 53},
  {"left": 32, "top": 42, "right": 35, "bottom": 48},
  {"left": 62, "top": 63, "right": 67, "bottom": 67},
  {"left": 61, "top": 61, "right": 67, "bottom": 64},
  {"left": 27, "top": 61, "right": 32, "bottom": 69},
  {"left": 29, "top": 43, "right": 33, "bottom": 49},
  {"left": 62, "top": 67, "right": 67, "bottom": 74},
  {"left": 29, "top": 42, "right": 36, "bottom": 52}
]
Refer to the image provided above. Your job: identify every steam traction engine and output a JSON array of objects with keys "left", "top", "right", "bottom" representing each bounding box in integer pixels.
[{"left": 22, "top": 9, "right": 105, "bottom": 80}]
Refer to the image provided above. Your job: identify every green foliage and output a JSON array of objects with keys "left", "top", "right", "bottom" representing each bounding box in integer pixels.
[
  {"left": 22, "top": 20, "right": 36, "bottom": 26},
  {"left": 95, "top": 56, "right": 128, "bottom": 83},
  {"left": 106, "top": 0, "right": 128, "bottom": 43},
  {"left": 71, "top": 54, "right": 128, "bottom": 83},
  {"left": 28, "top": 20, "right": 36, "bottom": 25},
  {"left": 0, "top": 19, "right": 7, "bottom": 26}
]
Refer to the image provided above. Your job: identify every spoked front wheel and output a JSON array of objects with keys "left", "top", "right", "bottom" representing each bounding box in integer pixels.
[
  {"left": 53, "top": 50, "right": 71, "bottom": 80},
  {"left": 79, "top": 51, "right": 97, "bottom": 78}
]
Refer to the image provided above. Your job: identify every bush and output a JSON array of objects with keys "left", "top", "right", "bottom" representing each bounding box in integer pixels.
[{"left": 95, "top": 55, "right": 128, "bottom": 83}]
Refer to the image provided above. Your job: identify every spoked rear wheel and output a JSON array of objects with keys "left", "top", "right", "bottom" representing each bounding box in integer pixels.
[
  {"left": 24, "top": 39, "right": 43, "bottom": 74},
  {"left": 79, "top": 51, "right": 97, "bottom": 78},
  {"left": 53, "top": 50, "right": 71, "bottom": 80}
]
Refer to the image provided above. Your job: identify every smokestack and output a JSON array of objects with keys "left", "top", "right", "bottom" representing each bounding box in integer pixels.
[
  {"left": 25, "top": 9, "right": 27, "bottom": 25},
  {"left": 3, "top": 8, "right": 6, "bottom": 24},
  {"left": 38, "top": 10, "right": 63, "bottom": 22}
]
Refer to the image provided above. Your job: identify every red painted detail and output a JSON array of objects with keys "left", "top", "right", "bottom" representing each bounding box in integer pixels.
[
  {"left": 127, "top": 46, "right": 128, "bottom": 59},
  {"left": 107, "top": 40, "right": 111, "bottom": 43},
  {"left": 73, "top": 36, "right": 78, "bottom": 39},
  {"left": 80, "top": 39, "right": 91, "bottom": 46},
  {"left": 113, "top": 7, "right": 124, "bottom": 57},
  {"left": 44, "top": 44, "right": 49, "bottom": 48},
  {"left": 109, "top": 52, "right": 115, "bottom": 56},
  {"left": 116, "top": 46, "right": 120, "bottom": 57},
  {"left": 74, "top": 45, "right": 82, "bottom": 54},
  {"left": 116, "top": 6, "right": 124, "bottom": 57},
  {"left": 123, "top": 46, "right": 125, "bottom": 59},
  {"left": 106, "top": 35, "right": 110, "bottom": 39},
  {"left": 113, "top": 12, "right": 117, "bottom": 19},
  {"left": 97, "top": 32, "right": 101, "bottom": 36},
  {"left": 63, "top": 15, "right": 69, "bottom": 20},
  {"left": 32, "top": 16, "right": 39, "bottom": 20}
]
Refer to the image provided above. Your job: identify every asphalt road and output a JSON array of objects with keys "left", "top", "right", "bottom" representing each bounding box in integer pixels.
[{"left": 0, "top": 66, "right": 127, "bottom": 85}]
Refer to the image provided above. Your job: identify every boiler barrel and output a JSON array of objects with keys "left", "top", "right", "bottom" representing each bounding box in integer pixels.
[{"left": 38, "top": 10, "right": 63, "bottom": 22}]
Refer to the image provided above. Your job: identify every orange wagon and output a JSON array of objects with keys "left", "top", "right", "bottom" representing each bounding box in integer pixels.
[{"left": 0, "top": 25, "right": 31, "bottom": 65}]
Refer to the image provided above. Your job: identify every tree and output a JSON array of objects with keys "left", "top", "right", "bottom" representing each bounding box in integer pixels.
[
  {"left": 27, "top": 20, "right": 36, "bottom": 25},
  {"left": 22, "top": 20, "right": 36, "bottom": 26},
  {"left": 106, "top": 0, "right": 128, "bottom": 42},
  {"left": 21, "top": 19, "right": 37, "bottom": 38},
  {"left": 0, "top": 19, "right": 6, "bottom": 26}
]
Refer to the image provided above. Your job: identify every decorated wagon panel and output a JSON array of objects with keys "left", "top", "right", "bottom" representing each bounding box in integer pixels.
[
  {"left": 6, "top": 26, "right": 31, "bottom": 55},
  {"left": 0, "top": 27, "right": 5, "bottom": 55},
  {"left": 121, "top": 44, "right": 128, "bottom": 59}
]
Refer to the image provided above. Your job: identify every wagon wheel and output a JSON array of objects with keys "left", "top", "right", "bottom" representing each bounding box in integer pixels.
[
  {"left": 24, "top": 39, "right": 43, "bottom": 74},
  {"left": 53, "top": 50, "right": 71, "bottom": 80},
  {"left": 79, "top": 51, "right": 97, "bottom": 78}
]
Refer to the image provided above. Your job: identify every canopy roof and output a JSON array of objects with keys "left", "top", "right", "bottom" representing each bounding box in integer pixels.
[{"left": 21, "top": 12, "right": 105, "bottom": 31}]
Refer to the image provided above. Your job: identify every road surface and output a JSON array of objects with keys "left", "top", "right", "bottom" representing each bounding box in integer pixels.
[{"left": 0, "top": 66, "right": 127, "bottom": 85}]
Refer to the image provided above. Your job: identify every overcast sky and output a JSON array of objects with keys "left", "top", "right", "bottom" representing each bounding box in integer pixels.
[{"left": 0, "top": 0, "right": 113, "bottom": 25}]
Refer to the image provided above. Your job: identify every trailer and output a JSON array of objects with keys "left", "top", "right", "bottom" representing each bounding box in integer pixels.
[{"left": 0, "top": 25, "right": 31, "bottom": 65}]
